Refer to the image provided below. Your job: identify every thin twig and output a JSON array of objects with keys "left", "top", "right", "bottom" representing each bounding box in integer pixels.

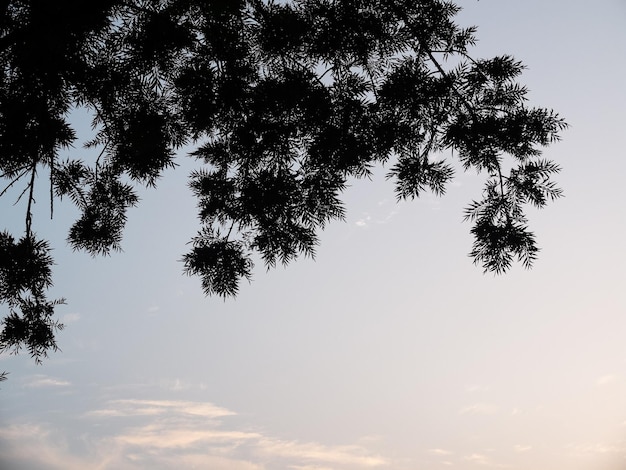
[
  {"left": 226, "top": 220, "right": 236, "bottom": 239},
  {"left": 497, "top": 164, "right": 506, "bottom": 198},
  {"left": 50, "top": 154, "right": 55, "bottom": 220},
  {"left": 0, "top": 167, "right": 30, "bottom": 198},
  {"left": 0, "top": 163, "right": 32, "bottom": 179},
  {"left": 424, "top": 48, "right": 477, "bottom": 120},
  {"left": 14, "top": 182, "right": 30, "bottom": 205},
  {"left": 25, "top": 165, "right": 37, "bottom": 237},
  {"left": 363, "top": 61, "right": 379, "bottom": 102},
  {"left": 95, "top": 142, "right": 108, "bottom": 182}
]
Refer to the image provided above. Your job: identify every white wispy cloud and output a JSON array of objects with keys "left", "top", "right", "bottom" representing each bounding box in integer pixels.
[
  {"left": 459, "top": 403, "right": 499, "bottom": 415},
  {"left": 429, "top": 448, "right": 453, "bottom": 455},
  {"left": 355, "top": 215, "right": 371, "bottom": 227},
  {"left": 0, "top": 422, "right": 261, "bottom": 470},
  {"left": 463, "top": 452, "right": 510, "bottom": 468},
  {"left": 565, "top": 442, "right": 626, "bottom": 455},
  {"left": 168, "top": 378, "right": 190, "bottom": 391},
  {"left": 61, "top": 312, "right": 81, "bottom": 324},
  {"left": 465, "top": 453, "right": 489, "bottom": 464},
  {"left": 87, "top": 399, "right": 235, "bottom": 419},
  {"left": 288, "top": 466, "right": 335, "bottom": 470},
  {"left": 513, "top": 445, "right": 531, "bottom": 453},
  {"left": 0, "top": 424, "right": 98, "bottom": 470},
  {"left": 257, "top": 439, "right": 388, "bottom": 467},
  {"left": 354, "top": 201, "right": 401, "bottom": 228},
  {"left": 0, "top": 423, "right": 47, "bottom": 440},
  {"left": 3, "top": 397, "right": 391, "bottom": 469},
  {"left": 113, "top": 426, "right": 261, "bottom": 449},
  {"left": 23, "top": 374, "right": 71, "bottom": 388},
  {"left": 596, "top": 374, "right": 619, "bottom": 386}
]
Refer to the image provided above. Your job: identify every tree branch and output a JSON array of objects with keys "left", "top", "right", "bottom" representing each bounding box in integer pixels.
[
  {"left": 0, "top": 167, "right": 30, "bottom": 198},
  {"left": 50, "top": 157, "right": 54, "bottom": 220},
  {"left": 423, "top": 48, "right": 477, "bottom": 120},
  {"left": 26, "top": 164, "right": 37, "bottom": 237}
]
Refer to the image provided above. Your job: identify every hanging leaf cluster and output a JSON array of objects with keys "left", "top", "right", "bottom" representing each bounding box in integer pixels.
[
  {"left": 0, "top": 232, "right": 64, "bottom": 362},
  {"left": 0, "top": 0, "right": 566, "bottom": 361}
]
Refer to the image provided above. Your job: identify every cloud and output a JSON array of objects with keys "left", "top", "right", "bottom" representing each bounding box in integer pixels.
[
  {"left": 113, "top": 426, "right": 261, "bottom": 449},
  {"left": 429, "top": 448, "right": 453, "bottom": 456},
  {"left": 0, "top": 422, "right": 262, "bottom": 470},
  {"left": 169, "top": 378, "right": 189, "bottom": 391},
  {"left": 513, "top": 445, "right": 531, "bottom": 453},
  {"left": 288, "top": 466, "right": 335, "bottom": 470},
  {"left": 566, "top": 442, "right": 626, "bottom": 455},
  {"left": 86, "top": 399, "right": 235, "bottom": 419},
  {"left": 257, "top": 439, "right": 388, "bottom": 467},
  {"left": 23, "top": 374, "right": 71, "bottom": 388},
  {"left": 596, "top": 374, "right": 618, "bottom": 386},
  {"left": 355, "top": 215, "right": 371, "bottom": 227},
  {"left": 464, "top": 453, "right": 490, "bottom": 466},
  {"left": 463, "top": 453, "right": 510, "bottom": 468},
  {"left": 354, "top": 202, "right": 400, "bottom": 228},
  {"left": 0, "top": 424, "right": 96, "bottom": 470},
  {"left": 61, "top": 312, "right": 81, "bottom": 324},
  {"left": 0, "top": 423, "right": 47, "bottom": 441},
  {"left": 3, "top": 397, "right": 391, "bottom": 470},
  {"left": 459, "top": 403, "right": 498, "bottom": 415}
]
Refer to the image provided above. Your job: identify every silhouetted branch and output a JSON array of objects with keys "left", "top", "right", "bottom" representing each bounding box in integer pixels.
[
  {"left": 0, "top": 167, "right": 30, "bottom": 198},
  {"left": 25, "top": 165, "right": 37, "bottom": 237}
]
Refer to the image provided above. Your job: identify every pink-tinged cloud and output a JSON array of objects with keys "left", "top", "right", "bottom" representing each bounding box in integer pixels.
[{"left": 1, "top": 398, "right": 391, "bottom": 469}]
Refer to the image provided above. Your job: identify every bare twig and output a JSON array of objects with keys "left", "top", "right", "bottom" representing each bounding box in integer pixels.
[
  {"left": 0, "top": 167, "right": 30, "bottom": 198},
  {"left": 50, "top": 154, "right": 55, "bottom": 220},
  {"left": 25, "top": 165, "right": 37, "bottom": 237}
]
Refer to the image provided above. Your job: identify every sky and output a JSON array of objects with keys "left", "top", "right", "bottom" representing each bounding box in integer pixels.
[{"left": 1, "top": 1, "right": 626, "bottom": 469}]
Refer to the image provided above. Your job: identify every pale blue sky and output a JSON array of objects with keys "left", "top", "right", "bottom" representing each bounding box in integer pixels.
[{"left": 1, "top": 1, "right": 626, "bottom": 469}]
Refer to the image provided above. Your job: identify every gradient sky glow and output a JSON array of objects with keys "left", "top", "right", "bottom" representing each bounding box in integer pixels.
[{"left": 1, "top": 1, "right": 626, "bottom": 469}]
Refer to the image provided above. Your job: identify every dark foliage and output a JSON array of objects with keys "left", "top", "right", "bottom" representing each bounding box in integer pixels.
[
  {"left": 0, "top": 232, "right": 65, "bottom": 362},
  {"left": 0, "top": 0, "right": 566, "bottom": 363}
]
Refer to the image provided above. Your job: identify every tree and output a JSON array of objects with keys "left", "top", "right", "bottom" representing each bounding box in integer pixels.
[{"left": 0, "top": 0, "right": 566, "bottom": 364}]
